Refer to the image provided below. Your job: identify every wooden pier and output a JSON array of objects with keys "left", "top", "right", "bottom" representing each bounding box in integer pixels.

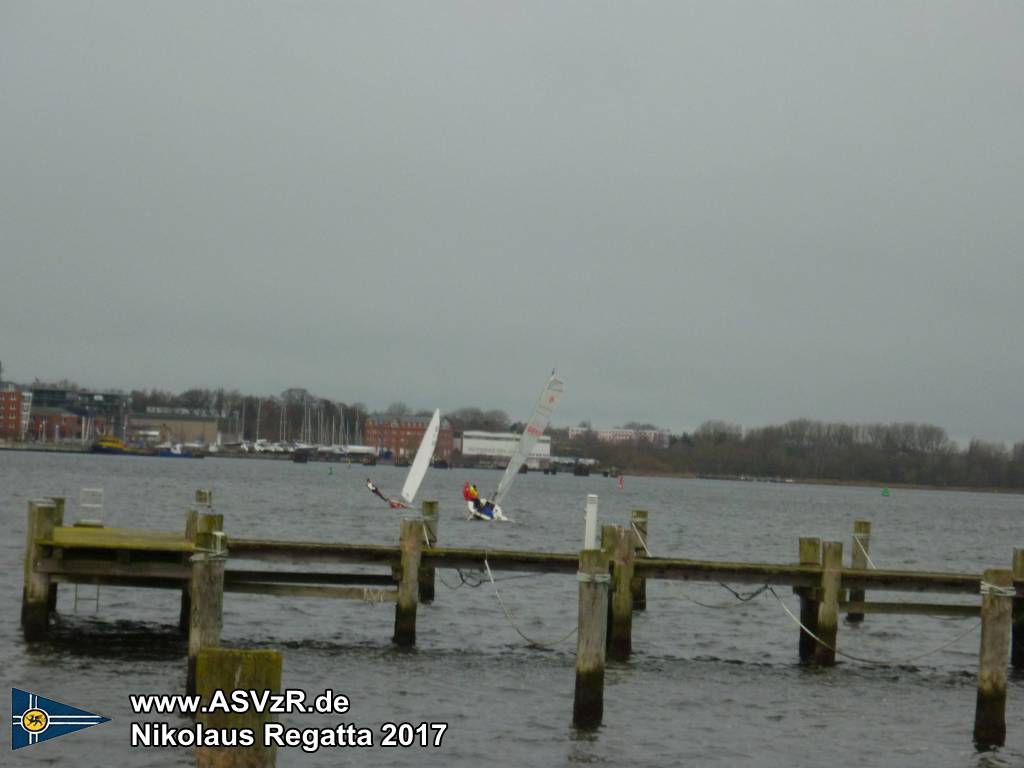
[{"left": 19, "top": 494, "right": 1022, "bottom": 753}]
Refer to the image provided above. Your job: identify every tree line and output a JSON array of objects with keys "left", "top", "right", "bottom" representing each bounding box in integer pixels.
[{"left": 556, "top": 419, "right": 1024, "bottom": 490}]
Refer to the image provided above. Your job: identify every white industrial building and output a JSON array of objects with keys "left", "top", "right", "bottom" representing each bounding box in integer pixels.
[{"left": 459, "top": 430, "right": 551, "bottom": 469}]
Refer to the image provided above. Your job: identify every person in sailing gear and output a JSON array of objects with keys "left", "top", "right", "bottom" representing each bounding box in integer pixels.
[
  {"left": 367, "top": 478, "right": 407, "bottom": 509},
  {"left": 462, "top": 481, "right": 491, "bottom": 516}
]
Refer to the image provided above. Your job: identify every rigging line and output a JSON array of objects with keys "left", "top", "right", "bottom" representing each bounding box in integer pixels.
[
  {"left": 483, "top": 558, "right": 578, "bottom": 649},
  {"left": 767, "top": 587, "right": 981, "bottom": 666},
  {"left": 853, "top": 533, "right": 878, "bottom": 570},
  {"left": 632, "top": 521, "right": 652, "bottom": 557}
]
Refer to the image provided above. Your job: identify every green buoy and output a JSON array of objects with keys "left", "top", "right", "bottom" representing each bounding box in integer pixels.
[{"left": 881, "top": 488, "right": 890, "bottom": 497}]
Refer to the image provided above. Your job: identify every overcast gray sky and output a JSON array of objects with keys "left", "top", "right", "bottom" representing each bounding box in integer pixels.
[{"left": 2, "top": 2, "right": 1022, "bottom": 444}]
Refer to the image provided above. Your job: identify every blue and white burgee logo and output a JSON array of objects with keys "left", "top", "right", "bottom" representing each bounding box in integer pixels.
[{"left": 11, "top": 688, "right": 110, "bottom": 750}]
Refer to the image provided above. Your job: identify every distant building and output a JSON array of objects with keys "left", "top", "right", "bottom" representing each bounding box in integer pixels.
[
  {"left": 128, "top": 410, "right": 219, "bottom": 445},
  {"left": 459, "top": 430, "right": 551, "bottom": 469},
  {"left": 31, "top": 388, "right": 131, "bottom": 438},
  {"left": 28, "top": 406, "right": 85, "bottom": 442},
  {"left": 568, "top": 426, "right": 671, "bottom": 449},
  {"left": 0, "top": 388, "right": 32, "bottom": 441},
  {"left": 363, "top": 414, "right": 454, "bottom": 461}
]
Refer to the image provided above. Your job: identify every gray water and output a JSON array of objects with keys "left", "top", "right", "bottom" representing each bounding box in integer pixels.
[{"left": 2, "top": 451, "right": 1022, "bottom": 767}]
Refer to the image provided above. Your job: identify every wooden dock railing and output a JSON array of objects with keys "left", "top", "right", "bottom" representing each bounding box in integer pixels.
[{"left": 19, "top": 495, "right": 1022, "bottom": 753}]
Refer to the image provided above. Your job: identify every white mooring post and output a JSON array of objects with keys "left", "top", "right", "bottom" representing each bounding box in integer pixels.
[{"left": 584, "top": 494, "right": 599, "bottom": 551}]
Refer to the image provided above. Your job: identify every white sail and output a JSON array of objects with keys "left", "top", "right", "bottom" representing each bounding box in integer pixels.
[
  {"left": 401, "top": 409, "right": 440, "bottom": 505},
  {"left": 492, "top": 373, "right": 564, "bottom": 507}
]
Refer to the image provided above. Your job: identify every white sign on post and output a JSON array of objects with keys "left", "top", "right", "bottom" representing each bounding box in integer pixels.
[{"left": 584, "top": 494, "right": 599, "bottom": 550}]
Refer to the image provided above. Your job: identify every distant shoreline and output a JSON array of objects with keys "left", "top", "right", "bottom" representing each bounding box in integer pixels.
[{"left": 3, "top": 442, "right": 1022, "bottom": 495}]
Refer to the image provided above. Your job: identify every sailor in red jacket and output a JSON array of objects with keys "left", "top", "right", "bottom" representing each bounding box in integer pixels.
[{"left": 463, "top": 481, "right": 482, "bottom": 510}]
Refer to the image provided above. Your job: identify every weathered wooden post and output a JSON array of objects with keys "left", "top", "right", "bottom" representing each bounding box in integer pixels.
[
  {"left": 1012, "top": 549, "right": 1024, "bottom": 671},
  {"left": 573, "top": 548, "right": 610, "bottom": 730},
  {"left": 47, "top": 497, "right": 65, "bottom": 612},
  {"left": 814, "top": 541, "right": 843, "bottom": 666},
  {"left": 393, "top": 518, "right": 421, "bottom": 648},
  {"left": 846, "top": 519, "right": 871, "bottom": 623},
  {"left": 796, "top": 537, "right": 821, "bottom": 663},
  {"left": 196, "top": 648, "right": 282, "bottom": 768},
  {"left": 22, "top": 500, "right": 61, "bottom": 640},
  {"left": 974, "top": 568, "right": 1014, "bottom": 749},
  {"left": 604, "top": 526, "right": 635, "bottom": 661},
  {"left": 187, "top": 524, "right": 227, "bottom": 695},
  {"left": 418, "top": 500, "right": 439, "bottom": 604},
  {"left": 179, "top": 508, "right": 199, "bottom": 635},
  {"left": 630, "top": 509, "right": 649, "bottom": 611}
]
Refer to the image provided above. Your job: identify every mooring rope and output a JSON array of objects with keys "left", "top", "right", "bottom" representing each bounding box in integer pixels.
[
  {"left": 674, "top": 583, "right": 770, "bottom": 610},
  {"left": 979, "top": 581, "right": 1017, "bottom": 598},
  {"left": 632, "top": 521, "right": 652, "bottom": 557},
  {"left": 767, "top": 586, "right": 982, "bottom": 665},
  {"left": 853, "top": 532, "right": 878, "bottom": 570},
  {"left": 483, "top": 558, "right": 578, "bottom": 649}
]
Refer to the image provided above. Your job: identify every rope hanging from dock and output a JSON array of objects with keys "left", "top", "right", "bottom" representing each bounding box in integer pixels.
[
  {"left": 632, "top": 521, "right": 652, "bottom": 557},
  {"left": 980, "top": 581, "right": 1017, "bottom": 598},
  {"left": 767, "top": 586, "right": 981, "bottom": 665},
  {"left": 853, "top": 532, "right": 878, "bottom": 570},
  {"left": 482, "top": 558, "right": 578, "bottom": 649}
]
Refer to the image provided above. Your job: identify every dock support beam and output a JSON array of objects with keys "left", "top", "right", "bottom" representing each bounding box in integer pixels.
[
  {"left": 573, "top": 549, "right": 610, "bottom": 730},
  {"left": 418, "top": 501, "right": 438, "bottom": 604},
  {"left": 604, "top": 526, "right": 634, "bottom": 661},
  {"left": 47, "top": 497, "right": 65, "bottom": 612},
  {"left": 796, "top": 537, "right": 821, "bottom": 663},
  {"left": 974, "top": 568, "right": 1013, "bottom": 750},
  {"left": 22, "top": 500, "right": 60, "bottom": 640},
  {"left": 1012, "top": 549, "right": 1024, "bottom": 671},
  {"left": 393, "top": 519, "right": 421, "bottom": 648},
  {"left": 196, "top": 647, "right": 282, "bottom": 768},
  {"left": 846, "top": 520, "right": 871, "bottom": 623},
  {"left": 187, "top": 527, "right": 226, "bottom": 695},
  {"left": 179, "top": 508, "right": 199, "bottom": 635},
  {"left": 630, "top": 510, "right": 648, "bottom": 611},
  {"left": 814, "top": 541, "right": 843, "bottom": 666}
]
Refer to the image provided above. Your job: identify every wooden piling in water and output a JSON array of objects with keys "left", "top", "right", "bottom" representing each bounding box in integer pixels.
[
  {"left": 187, "top": 528, "right": 226, "bottom": 695},
  {"left": 606, "top": 527, "right": 635, "bottom": 661},
  {"left": 846, "top": 520, "right": 871, "bottom": 623},
  {"left": 1012, "top": 549, "right": 1024, "bottom": 671},
  {"left": 47, "top": 497, "right": 65, "bottom": 613},
  {"left": 418, "top": 500, "right": 438, "bottom": 604},
  {"left": 196, "top": 647, "right": 282, "bottom": 768},
  {"left": 974, "top": 568, "right": 1013, "bottom": 749},
  {"left": 814, "top": 541, "right": 843, "bottom": 666},
  {"left": 630, "top": 509, "right": 648, "bottom": 611},
  {"left": 796, "top": 537, "right": 821, "bottom": 663},
  {"left": 393, "top": 519, "right": 421, "bottom": 648},
  {"left": 179, "top": 508, "right": 199, "bottom": 635},
  {"left": 22, "top": 500, "right": 60, "bottom": 640},
  {"left": 573, "top": 548, "right": 610, "bottom": 730}
]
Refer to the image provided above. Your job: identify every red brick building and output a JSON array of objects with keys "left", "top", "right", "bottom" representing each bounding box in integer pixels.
[
  {"left": 28, "top": 407, "right": 88, "bottom": 442},
  {"left": 363, "top": 413, "right": 454, "bottom": 461},
  {"left": 0, "top": 389, "right": 32, "bottom": 441}
]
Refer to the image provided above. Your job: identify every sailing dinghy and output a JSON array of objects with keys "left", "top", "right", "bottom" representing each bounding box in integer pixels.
[
  {"left": 469, "top": 372, "right": 564, "bottom": 521},
  {"left": 366, "top": 409, "right": 441, "bottom": 509}
]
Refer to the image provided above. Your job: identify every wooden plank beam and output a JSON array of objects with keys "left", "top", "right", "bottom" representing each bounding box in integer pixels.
[
  {"left": 51, "top": 575, "right": 186, "bottom": 590},
  {"left": 839, "top": 601, "right": 979, "bottom": 617},
  {"left": 225, "top": 570, "right": 395, "bottom": 586},
  {"left": 229, "top": 539, "right": 400, "bottom": 566},
  {"left": 224, "top": 582, "right": 398, "bottom": 602},
  {"left": 36, "top": 558, "right": 189, "bottom": 580},
  {"left": 636, "top": 559, "right": 822, "bottom": 588},
  {"left": 842, "top": 569, "right": 980, "bottom": 595},
  {"left": 40, "top": 526, "right": 194, "bottom": 553}
]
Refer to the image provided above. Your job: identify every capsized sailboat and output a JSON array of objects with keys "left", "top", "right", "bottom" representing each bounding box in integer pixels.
[
  {"left": 469, "top": 372, "right": 564, "bottom": 521},
  {"left": 366, "top": 409, "right": 441, "bottom": 509}
]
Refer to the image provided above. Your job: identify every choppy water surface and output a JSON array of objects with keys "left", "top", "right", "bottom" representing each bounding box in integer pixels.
[{"left": 1, "top": 451, "right": 1022, "bottom": 766}]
